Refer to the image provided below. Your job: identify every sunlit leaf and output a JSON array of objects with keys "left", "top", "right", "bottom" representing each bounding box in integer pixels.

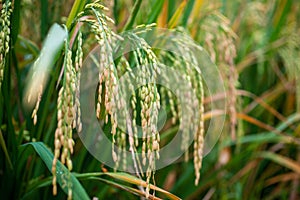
[
  {"left": 21, "top": 142, "right": 90, "bottom": 200},
  {"left": 23, "top": 23, "right": 67, "bottom": 109}
]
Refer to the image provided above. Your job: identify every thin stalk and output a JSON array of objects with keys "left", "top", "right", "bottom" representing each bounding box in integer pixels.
[
  {"left": 123, "top": 0, "right": 142, "bottom": 31},
  {"left": 0, "top": 130, "right": 13, "bottom": 170},
  {"left": 40, "top": 0, "right": 48, "bottom": 40},
  {"left": 35, "top": 61, "right": 62, "bottom": 141},
  {"left": 3, "top": 51, "right": 17, "bottom": 158},
  {"left": 66, "top": 0, "right": 87, "bottom": 29}
]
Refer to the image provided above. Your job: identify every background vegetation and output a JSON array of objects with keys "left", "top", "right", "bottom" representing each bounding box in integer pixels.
[{"left": 1, "top": 0, "right": 300, "bottom": 199}]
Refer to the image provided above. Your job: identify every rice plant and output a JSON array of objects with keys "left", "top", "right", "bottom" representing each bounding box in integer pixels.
[{"left": 1, "top": 0, "right": 300, "bottom": 199}]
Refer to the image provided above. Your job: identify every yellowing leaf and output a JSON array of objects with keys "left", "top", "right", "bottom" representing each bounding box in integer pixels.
[{"left": 168, "top": 0, "right": 188, "bottom": 28}]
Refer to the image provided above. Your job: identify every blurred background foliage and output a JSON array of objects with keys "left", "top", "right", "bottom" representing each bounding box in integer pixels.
[{"left": 1, "top": 0, "right": 300, "bottom": 199}]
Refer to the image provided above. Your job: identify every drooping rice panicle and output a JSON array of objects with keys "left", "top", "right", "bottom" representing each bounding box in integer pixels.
[{"left": 0, "top": 0, "right": 12, "bottom": 89}]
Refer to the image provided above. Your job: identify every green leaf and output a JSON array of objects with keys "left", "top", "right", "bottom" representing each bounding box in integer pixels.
[
  {"left": 168, "top": 0, "right": 187, "bottom": 28},
  {"left": 66, "top": 0, "right": 87, "bottom": 29},
  {"left": 11, "top": 0, "right": 21, "bottom": 44},
  {"left": 40, "top": 0, "right": 49, "bottom": 40},
  {"left": 0, "top": 130, "right": 13, "bottom": 170},
  {"left": 21, "top": 142, "right": 90, "bottom": 200},
  {"left": 181, "top": 0, "right": 195, "bottom": 27},
  {"left": 23, "top": 23, "right": 67, "bottom": 110},
  {"left": 123, "top": 0, "right": 143, "bottom": 31},
  {"left": 147, "top": 0, "right": 165, "bottom": 24},
  {"left": 259, "top": 151, "right": 300, "bottom": 174}
]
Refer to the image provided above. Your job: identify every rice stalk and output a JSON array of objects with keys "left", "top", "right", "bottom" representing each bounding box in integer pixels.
[
  {"left": 52, "top": 1, "right": 207, "bottom": 198},
  {"left": 0, "top": 0, "right": 12, "bottom": 89},
  {"left": 196, "top": 10, "right": 238, "bottom": 140},
  {"left": 52, "top": 36, "right": 83, "bottom": 199},
  {"left": 157, "top": 28, "right": 206, "bottom": 185}
]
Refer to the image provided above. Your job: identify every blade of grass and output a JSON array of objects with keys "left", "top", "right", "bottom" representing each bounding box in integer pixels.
[
  {"left": 239, "top": 90, "right": 287, "bottom": 122},
  {"left": 274, "top": 113, "right": 300, "bottom": 132},
  {"left": 17, "top": 35, "right": 40, "bottom": 58},
  {"left": 11, "top": 0, "right": 20, "bottom": 44},
  {"left": 66, "top": 0, "right": 87, "bottom": 29},
  {"left": 3, "top": 45, "right": 17, "bottom": 162},
  {"left": 75, "top": 172, "right": 181, "bottom": 200},
  {"left": 0, "top": 129, "right": 13, "bottom": 170},
  {"left": 147, "top": 0, "right": 165, "bottom": 24},
  {"left": 229, "top": 160, "right": 259, "bottom": 185},
  {"left": 23, "top": 23, "right": 67, "bottom": 110},
  {"left": 22, "top": 24, "right": 67, "bottom": 142},
  {"left": 181, "top": 0, "right": 195, "bottom": 27},
  {"left": 204, "top": 90, "right": 288, "bottom": 125},
  {"left": 168, "top": 0, "right": 187, "bottom": 28},
  {"left": 190, "top": 0, "right": 204, "bottom": 22},
  {"left": 123, "top": 0, "right": 143, "bottom": 31},
  {"left": 222, "top": 132, "right": 292, "bottom": 148},
  {"left": 40, "top": 0, "right": 48, "bottom": 40},
  {"left": 236, "top": 113, "right": 278, "bottom": 133},
  {"left": 237, "top": 37, "right": 288, "bottom": 73},
  {"left": 259, "top": 151, "right": 300, "bottom": 174},
  {"left": 242, "top": 81, "right": 293, "bottom": 117},
  {"left": 83, "top": 176, "right": 163, "bottom": 200},
  {"left": 21, "top": 142, "right": 90, "bottom": 200},
  {"left": 22, "top": 177, "right": 52, "bottom": 199},
  {"left": 266, "top": 172, "right": 298, "bottom": 186},
  {"left": 270, "top": 0, "right": 292, "bottom": 42}
]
